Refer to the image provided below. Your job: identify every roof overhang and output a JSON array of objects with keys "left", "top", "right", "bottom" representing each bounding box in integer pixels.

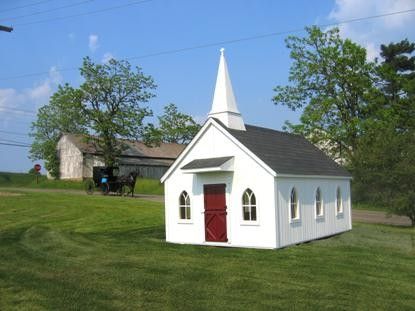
[{"left": 181, "top": 156, "right": 234, "bottom": 174}]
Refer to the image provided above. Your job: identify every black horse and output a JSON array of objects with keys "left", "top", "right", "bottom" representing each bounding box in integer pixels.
[{"left": 117, "top": 170, "right": 139, "bottom": 197}]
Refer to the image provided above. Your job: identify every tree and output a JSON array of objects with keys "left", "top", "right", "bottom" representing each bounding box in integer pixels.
[
  {"left": 352, "top": 40, "right": 415, "bottom": 226},
  {"left": 273, "top": 26, "right": 375, "bottom": 162},
  {"left": 79, "top": 57, "right": 156, "bottom": 166},
  {"left": 353, "top": 123, "right": 415, "bottom": 226},
  {"left": 30, "top": 84, "right": 87, "bottom": 178},
  {"left": 142, "top": 103, "right": 201, "bottom": 145},
  {"left": 375, "top": 39, "right": 415, "bottom": 130}
]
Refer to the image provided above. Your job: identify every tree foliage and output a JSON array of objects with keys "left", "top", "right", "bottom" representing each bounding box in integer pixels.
[
  {"left": 353, "top": 40, "right": 415, "bottom": 225},
  {"left": 29, "top": 84, "right": 87, "bottom": 178},
  {"left": 79, "top": 57, "right": 156, "bottom": 166},
  {"left": 273, "top": 26, "right": 375, "bottom": 162},
  {"left": 30, "top": 57, "right": 156, "bottom": 173},
  {"left": 143, "top": 103, "right": 201, "bottom": 145}
]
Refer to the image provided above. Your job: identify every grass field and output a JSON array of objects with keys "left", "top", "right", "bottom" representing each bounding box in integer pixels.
[
  {"left": 0, "top": 172, "right": 164, "bottom": 195},
  {"left": 0, "top": 190, "right": 414, "bottom": 310}
]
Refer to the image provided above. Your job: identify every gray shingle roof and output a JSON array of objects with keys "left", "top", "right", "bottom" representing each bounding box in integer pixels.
[
  {"left": 64, "top": 134, "right": 185, "bottom": 160},
  {"left": 216, "top": 121, "right": 350, "bottom": 177},
  {"left": 181, "top": 156, "right": 233, "bottom": 170}
]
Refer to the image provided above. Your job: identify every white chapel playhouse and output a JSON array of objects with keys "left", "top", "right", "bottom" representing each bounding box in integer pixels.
[{"left": 161, "top": 49, "right": 352, "bottom": 249}]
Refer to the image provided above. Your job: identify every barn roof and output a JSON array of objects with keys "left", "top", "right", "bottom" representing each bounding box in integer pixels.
[
  {"left": 217, "top": 120, "right": 351, "bottom": 177},
  {"left": 63, "top": 134, "right": 185, "bottom": 160}
]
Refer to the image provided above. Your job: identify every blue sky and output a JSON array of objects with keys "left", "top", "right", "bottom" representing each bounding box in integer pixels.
[{"left": 1, "top": 0, "right": 414, "bottom": 173}]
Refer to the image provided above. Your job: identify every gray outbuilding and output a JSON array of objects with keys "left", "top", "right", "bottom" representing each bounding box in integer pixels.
[{"left": 57, "top": 134, "right": 185, "bottom": 180}]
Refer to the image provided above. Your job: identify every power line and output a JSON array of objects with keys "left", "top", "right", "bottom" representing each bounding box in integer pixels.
[
  {"left": 14, "top": 0, "right": 155, "bottom": 26},
  {"left": 0, "top": 129, "right": 28, "bottom": 136},
  {"left": 0, "top": 142, "right": 31, "bottom": 148},
  {"left": 0, "top": 107, "right": 37, "bottom": 115},
  {"left": 1, "top": 7, "right": 415, "bottom": 82},
  {"left": 0, "top": 0, "right": 94, "bottom": 22},
  {"left": 0, "top": 0, "right": 54, "bottom": 14},
  {"left": 0, "top": 138, "right": 31, "bottom": 145}
]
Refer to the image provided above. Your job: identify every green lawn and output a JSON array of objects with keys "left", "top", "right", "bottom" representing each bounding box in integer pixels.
[
  {"left": 0, "top": 172, "right": 164, "bottom": 195},
  {"left": 0, "top": 190, "right": 414, "bottom": 310}
]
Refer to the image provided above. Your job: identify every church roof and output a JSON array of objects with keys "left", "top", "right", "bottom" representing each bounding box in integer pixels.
[
  {"left": 218, "top": 121, "right": 351, "bottom": 177},
  {"left": 181, "top": 156, "right": 233, "bottom": 170}
]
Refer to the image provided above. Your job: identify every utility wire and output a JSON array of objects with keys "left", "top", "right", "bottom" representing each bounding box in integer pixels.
[
  {"left": 14, "top": 0, "right": 155, "bottom": 26},
  {"left": 1, "top": 7, "right": 415, "bottom": 82},
  {"left": 0, "top": 107, "right": 37, "bottom": 115},
  {"left": 0, "top": 129, "right": 28, "bottom": 136},
  {"left": 0, "top": 142, "right": 30, "bottom": 148},
  {"left": 0, "top": 138, "right": 31, "bottom": 145},
  {"left": 0, "top": 0, "right": 94, "bottom": 22},
  {"left": 0, "top": 0, "right": 54, "bottom": 14}
]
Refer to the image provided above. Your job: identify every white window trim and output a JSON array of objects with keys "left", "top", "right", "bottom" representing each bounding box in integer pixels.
[
  {"left": 289, "top": 187, "right": 301, "bottom": 223},
  {"left": 178, "top": 191, "right": 193, "bottom": 224},
  {"left": 315, "top": 187, "right": 324, "bottom": 219},
  {"left": 336, "top": 186, "right": 344, "bottom": 216},
  {"left": 241, "top": 188, "right": 259, "bottom": 225}
]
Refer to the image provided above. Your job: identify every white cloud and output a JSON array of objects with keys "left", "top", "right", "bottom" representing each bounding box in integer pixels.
[
  {"left": 102, "top": 52, "right": 115, "bottom": 64},
  {"left": 88, "top": 34, "right": 99, "bottom": 52},
  {"left": 0, "top": 67, "right": 62, "bottom": 119},
  {"left": 328, "top": 0, "right": 415, "bottom": 60}
]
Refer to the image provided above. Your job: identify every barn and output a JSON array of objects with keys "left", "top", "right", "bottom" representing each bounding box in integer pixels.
[
  {"left": 161, "top": 49, "right": 352, "bottom": 249},
  {"left": 57, "top": 134, "right": 185, "bottom": 180}
]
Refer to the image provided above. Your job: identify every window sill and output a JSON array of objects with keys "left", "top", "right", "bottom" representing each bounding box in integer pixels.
[
  {"left": 177, "top": 220, "right": 193, "bottom": 224},
  {"left": 336, "top": 212, "right": 344, "bottom": 218},
  {"left": 316, "top": 215, "right": 325, "bottom": 221},
  {"left": 290, "top": 218, "right": 301, "bottom": 224},
  {"left": 240, "top": 221, "right": 260, "bottom": 226}
]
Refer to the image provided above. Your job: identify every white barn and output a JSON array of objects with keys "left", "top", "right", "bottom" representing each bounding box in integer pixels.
[{"left": 161, "top": 49, "right": 352, "bottom": 249}]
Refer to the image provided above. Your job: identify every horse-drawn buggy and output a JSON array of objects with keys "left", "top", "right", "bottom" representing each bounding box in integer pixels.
[{"left": 84, "top": 166, "right": 138, "bottom": 196}]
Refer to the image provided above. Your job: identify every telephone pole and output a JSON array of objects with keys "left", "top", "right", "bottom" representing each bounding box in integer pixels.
[{"left": 0, "top": 25, "right": 13, "bottom": 32}]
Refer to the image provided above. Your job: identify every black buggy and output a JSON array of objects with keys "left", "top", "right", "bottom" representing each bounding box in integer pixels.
[{"left": 84, "top": 166, "right": 138, "bottom": 197}]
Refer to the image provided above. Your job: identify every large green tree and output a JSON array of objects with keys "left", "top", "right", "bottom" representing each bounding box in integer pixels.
[
  {"left": 79, "top": 57, "right": 156, "bottom": 166},
  {"left": 273, "top": 26, "right": 375, "bottom": 162},
  {"left": 353, "top": 40, "right": 415, "bottom": 226},
  {"left": 31, "top": 57, "right": 156, "bottom": 173},
  {"left": 142, "top": 103, "right": 201, "bottom": 146},
  {"left": 30, "top": 84, "right": 87, "bottom": 178}
]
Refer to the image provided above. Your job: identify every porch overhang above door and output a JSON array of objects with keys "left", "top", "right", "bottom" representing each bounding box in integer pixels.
[{"left": 181, "top": 156, "right": 234, "bottom": 174}]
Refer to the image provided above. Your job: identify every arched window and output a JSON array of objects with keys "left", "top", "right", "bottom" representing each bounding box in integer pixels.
[
  {"left": 336, "top": 187, "right": 343, "bottom": 214},
  {"left": 179, "top": 191, "right": 191, "bottom": 220},
  {"left": 242, "top": 188, "right": 257, "bottom": 221},
  {"left": 290, "top": 188, "right": 299, "bottom": 220},
  {"left": 315, "top": 188, "right": 323, "bottom": 217}
]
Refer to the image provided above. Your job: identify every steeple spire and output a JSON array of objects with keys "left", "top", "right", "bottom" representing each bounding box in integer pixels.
[{"left": 208, "top": 48, "right": 245, "bottom": 131}]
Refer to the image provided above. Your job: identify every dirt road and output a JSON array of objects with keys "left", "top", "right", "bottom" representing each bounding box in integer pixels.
[{"left": 352, "top": 209, "right": 412, "bottom": 226}]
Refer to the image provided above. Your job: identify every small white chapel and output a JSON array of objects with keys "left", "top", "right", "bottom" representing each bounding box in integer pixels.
[{"left": 160, "top": 49, "right": 352, "bottom": 249}]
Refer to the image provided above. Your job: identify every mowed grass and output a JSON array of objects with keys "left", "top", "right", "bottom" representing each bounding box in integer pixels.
[
  {"left": 0, "top": 191, "right": 414, "bottom": 310},
  {"left": 0, "top": 172, "right": 164, "bottom": 195}
]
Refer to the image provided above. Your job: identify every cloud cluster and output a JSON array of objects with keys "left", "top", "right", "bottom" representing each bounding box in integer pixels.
[
  {"left": 0, "top": 67, "right": 62, "bottom": 125},
  {"left": 328, "top": 0, "right": 415, "bottom": 60}
]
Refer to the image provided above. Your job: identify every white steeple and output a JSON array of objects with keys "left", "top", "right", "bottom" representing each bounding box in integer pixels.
[{"left": 208, "top": 48, "right": 246, "bottom": 131}]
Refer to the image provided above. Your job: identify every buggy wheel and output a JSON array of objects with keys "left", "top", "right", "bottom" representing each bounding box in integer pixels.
[
  {"left": 101, "top": 182, "right": 110, "bottom": 195},
  {"left": 84, "top": 179, "right": 95, "bottom": 195}
]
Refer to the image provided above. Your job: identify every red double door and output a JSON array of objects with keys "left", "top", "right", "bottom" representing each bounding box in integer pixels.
[{"left": 204, "top": 184, "right": 228, "bottom": 242}]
